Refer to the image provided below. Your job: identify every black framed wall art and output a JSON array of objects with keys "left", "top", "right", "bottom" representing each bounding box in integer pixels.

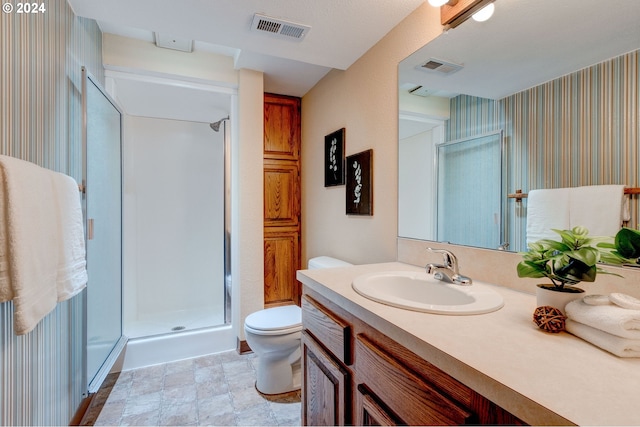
[
  {"left": 324, "top": 128, "right": 345, "bottom": 187},
  {"left": 346, "top": 149, "right": 373, "bottom": 215}
]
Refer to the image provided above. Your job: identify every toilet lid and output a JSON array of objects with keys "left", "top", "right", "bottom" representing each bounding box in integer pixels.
[{"left": 245, "top": 305, "right": 302, "bottom": 332}]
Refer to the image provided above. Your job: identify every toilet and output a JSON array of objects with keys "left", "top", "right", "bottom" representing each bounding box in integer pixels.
[{"left": 244, "top": 256, "right": 353, "bottom": 394}]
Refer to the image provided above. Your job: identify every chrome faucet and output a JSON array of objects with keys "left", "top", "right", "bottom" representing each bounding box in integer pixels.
[{"left": 426, "top": 248, "right": 472, "bottom": 285}]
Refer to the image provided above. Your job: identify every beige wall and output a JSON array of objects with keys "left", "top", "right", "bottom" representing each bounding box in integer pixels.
[
  {"left": 234, "top": 68, "right": 265, "bottom": 340},
  {"left": 103, "top": 34, "right": 237, "bottom": 85},
  {"left": 301, "top": 4, "right": 442, "bottom": 266}
]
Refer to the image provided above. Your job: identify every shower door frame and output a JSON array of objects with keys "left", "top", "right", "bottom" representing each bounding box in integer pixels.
[{"left": 81, "top": 66, "right": 127, "bottom": 395}]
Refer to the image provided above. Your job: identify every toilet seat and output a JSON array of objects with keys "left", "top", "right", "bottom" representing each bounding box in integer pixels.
[{"left": 244, "top": 305, "right": 302, "bottom": 336}]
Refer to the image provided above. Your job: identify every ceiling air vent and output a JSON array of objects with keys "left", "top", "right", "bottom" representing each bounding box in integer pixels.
[
  {"left": 417, "top": 58, "right": 463, "bottom": 75},
  {"left": 251, "top": 13, "right": 310, "bottom": 41}
]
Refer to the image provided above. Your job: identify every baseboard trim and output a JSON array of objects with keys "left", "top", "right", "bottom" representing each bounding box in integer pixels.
[
  {"left": 237, "top": 338, "right": 252, "bottom": 355},
  {"left": 69, "top": 394, "right": 94, "bottom": 426}
]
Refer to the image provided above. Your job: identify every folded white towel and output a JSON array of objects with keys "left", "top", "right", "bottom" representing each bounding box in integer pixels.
[
  {"left": 51, "top": 172, "right": 87, "bottom": 301},
  {"left": 566, "top": 319, "right": 640, "bottom": 358},
  {"left": 622, "top": 194, "right": 631, "bottom": 222},
  {"left": 565, "top": 298, "right": 640, "bottom": 340},
  {"left": 570, "top": 185, "right": 626, "bottom": 236},
  {"left": 0, "top": 169, "right": 11, "bottom": 303},
  {"left": 526, "top": 188, "right": 571, "bottom": 244},
  {"left": 0, "top": 155, "right": 59, "bottom": 335}
]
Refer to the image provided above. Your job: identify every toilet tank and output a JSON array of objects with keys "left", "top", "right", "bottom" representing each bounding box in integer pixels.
[{"left": 308, "top": 256, "right": 353, "bottom": 269}]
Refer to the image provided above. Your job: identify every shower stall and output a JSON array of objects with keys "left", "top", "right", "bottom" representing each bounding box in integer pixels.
[
  {"left": 124, "top": 116, "right": 227, "bottom": 336},
  {"left": 110, "top": 71, "right": 236, "bottom": 368}
]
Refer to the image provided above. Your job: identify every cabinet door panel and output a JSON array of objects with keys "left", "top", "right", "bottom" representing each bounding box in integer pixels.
[
  {"left": 357, "top": 385, "right": 401, "bottom": 426},
  {"left": 302, "top": 331, "right": 350, "bottom": 426},
  {"left": 264, "top": 160, "right": 299, "bottom": 227},
  {"left": 264, "top": 95, "right": 300, "bottom": 160},
  {"left": 264, "top": 231, "right": 300, "bottom": 305}
]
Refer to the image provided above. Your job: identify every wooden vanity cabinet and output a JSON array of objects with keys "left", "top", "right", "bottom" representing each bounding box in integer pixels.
[
  {"left": 301, "top": 295, "right": 353, "bottom": 425},
  {"left": 302, "top": 332, "right": 350, "bottom": 426},
  {"left": 301, "top": 289, "right": 526, "bottom": 426},
  {"left": 355, "top": 333, "right": 474, "bottom": 425}
]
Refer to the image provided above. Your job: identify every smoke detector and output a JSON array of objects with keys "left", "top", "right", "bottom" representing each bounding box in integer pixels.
[
  {"left": 416, "top": 58, "right": 463, "bottom": 75},
  {"left": 251, "top": 13, "right": 311, "bottom": 41}
]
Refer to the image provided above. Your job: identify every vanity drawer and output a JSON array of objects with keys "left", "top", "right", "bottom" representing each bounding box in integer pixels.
[
  {"left": 355, "top": 333, "right": 474, "bottom": 425},
  {"left": 301, "top": 295, "right": 352, "bottom": 365}
]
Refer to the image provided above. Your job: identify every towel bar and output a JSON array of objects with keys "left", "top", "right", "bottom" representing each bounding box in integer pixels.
[
  {"left": 507, "top": 189, "right": 527, "bottom": 202},
  {"left": 508, "top": 187, "right": 640, "bottom": 202}
]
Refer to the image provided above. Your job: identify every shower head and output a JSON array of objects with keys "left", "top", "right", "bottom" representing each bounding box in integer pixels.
[{"left": 210, "top": 116, "right": 229, "bottom": 132}]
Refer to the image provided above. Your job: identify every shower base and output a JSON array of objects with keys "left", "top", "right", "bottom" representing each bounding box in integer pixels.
[
  {"left": 117, "top": 324, "right": 235, "bottom": 371},
  {"left": 125, "top": 307, "right": 224, "bottom": 339}
]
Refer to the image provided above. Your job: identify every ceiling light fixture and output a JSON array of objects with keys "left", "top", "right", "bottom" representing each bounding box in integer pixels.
[
  {"left": 472, "top": 3, "right": 495, "bottom": 22},
  {"left": 433, "top": 0, "right": 497, "bottom": 29}
]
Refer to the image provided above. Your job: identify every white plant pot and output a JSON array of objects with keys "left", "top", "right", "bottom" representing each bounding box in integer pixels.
[{"left": 536, "top": 284, "right": 585, "bottom": 314}]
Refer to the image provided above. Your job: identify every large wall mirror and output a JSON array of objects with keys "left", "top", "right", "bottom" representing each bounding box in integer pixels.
[{"left": 398, "top": 0, "right": 640, "bottom": 258}]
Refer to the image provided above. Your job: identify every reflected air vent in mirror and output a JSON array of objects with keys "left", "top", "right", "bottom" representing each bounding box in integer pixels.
[
  {"left": 417, "top": 58, "right": 463, "bottom": 75},
  {"left": 251, "top": 13, "right": 310, "bottom": 41},
  {"left": 408, "top": 85, "right": 432, "bottom": 97}
]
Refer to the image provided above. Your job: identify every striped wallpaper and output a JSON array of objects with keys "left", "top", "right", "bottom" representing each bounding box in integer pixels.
[
  {"left": 446, "top": 49, "right": 639, "bottom": 252},
  {"left": 1, "top": 0, "right": 103, "bottom": 424}
]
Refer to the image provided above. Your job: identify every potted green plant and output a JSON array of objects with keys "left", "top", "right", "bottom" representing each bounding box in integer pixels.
[
  {"left": 517, "top": 226, "right": 620, "bottom": 312},
  {"left": 598, "top": 227, "right": 640, "bottom": 265}
]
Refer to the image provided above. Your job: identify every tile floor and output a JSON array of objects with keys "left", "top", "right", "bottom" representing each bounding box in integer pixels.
[{"left": 83, "top": 350, "right": 301, "bottom": 426}]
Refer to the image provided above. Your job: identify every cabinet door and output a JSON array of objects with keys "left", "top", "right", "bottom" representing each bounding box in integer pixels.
[
  {"left": 264, "top": 160, "right": 300, "bottom": 228},
  {"left": 302, "top": 331, "right": 350, "bottom": 426},
  {"left": 356, "top": 385, "right": 401, "bottom": 426},
  {"left": 264, "top": 230, "right": 300, "bottom": 305},
  {"left": 264, "top": 94, "right": 300, "bottom": 161}
]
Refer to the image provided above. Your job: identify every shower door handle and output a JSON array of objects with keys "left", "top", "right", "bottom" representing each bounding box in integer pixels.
[{"left": 87, "top": 218, "right": 94, "bottom": 240}]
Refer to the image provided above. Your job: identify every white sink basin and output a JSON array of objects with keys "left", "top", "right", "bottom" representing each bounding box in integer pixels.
[{"left": 352, "top": 270, "right": 504, "bottom": 315}]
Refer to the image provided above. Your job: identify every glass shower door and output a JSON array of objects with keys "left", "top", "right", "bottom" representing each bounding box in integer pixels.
[
  {"left": 83, "top": 68, "right": 126, "bottom": 393},
  {"left": 437, "top": 131, "right": 504, "bottom": 248}
]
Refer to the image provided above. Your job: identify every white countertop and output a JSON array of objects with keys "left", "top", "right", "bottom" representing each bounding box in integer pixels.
[{"left": 297, "top": 262, "right": 640, "bottom": 426}]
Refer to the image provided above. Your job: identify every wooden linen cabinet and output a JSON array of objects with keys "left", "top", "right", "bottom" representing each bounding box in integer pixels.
[{"left": 263, "top": 93, "right": 302, "bottom": 307}]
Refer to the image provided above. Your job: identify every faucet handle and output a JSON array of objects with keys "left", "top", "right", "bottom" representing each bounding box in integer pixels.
[{"left": 427, "top": 248, "right": 458, "bottom": 272}]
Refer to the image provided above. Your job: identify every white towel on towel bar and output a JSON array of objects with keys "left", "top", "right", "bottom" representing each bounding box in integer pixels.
[
  {"left": 570, "top": 185, "right": 627, "bottom": 237},
  {"left": 526, "top": 188, "right": 571, "bottom": 245},
  {"left": 52, "top": 172, "right": 87, "bottom": 302},
  {"left": 0, "top": 155, "right": 59, "bottom": 335}
]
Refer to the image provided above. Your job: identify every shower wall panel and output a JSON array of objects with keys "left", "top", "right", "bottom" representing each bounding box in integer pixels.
[{"left": 123, "top": 116, "right": 225, "bottom": 337}]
